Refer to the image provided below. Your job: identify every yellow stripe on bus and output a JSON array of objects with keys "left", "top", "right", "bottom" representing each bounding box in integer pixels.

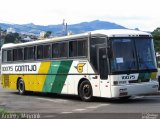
[{"left": 34, "top": 62, "right": 51, "bottom": 91}]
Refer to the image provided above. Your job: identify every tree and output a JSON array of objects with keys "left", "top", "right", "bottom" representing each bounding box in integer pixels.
[
  {"left": 4, "top": 33, "right": 21, "bottom": 44},
  {"left": 152, "top": 28, "right": 160, "bottom": 52},
  {"left": 44, "top": 31, "right": 52, "bottom": 38}
]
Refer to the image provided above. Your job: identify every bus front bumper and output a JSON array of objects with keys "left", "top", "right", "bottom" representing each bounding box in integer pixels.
[{"left": 111, "top": 81, "right": 159, "bottom": 98}]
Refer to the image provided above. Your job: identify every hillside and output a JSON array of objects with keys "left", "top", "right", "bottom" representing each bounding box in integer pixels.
[{"left": 0, "top": 20, "right": 126, "bottom": 35}]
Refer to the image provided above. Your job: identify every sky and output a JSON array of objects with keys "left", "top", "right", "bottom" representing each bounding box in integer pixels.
[{"left": 0, "top": 0, "right": 159, "bottom": 31}]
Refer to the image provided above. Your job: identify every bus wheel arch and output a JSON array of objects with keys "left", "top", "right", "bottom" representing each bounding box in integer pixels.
[
  {"left": 78, "top": 78, "right": 93, "bottom": 101},
  {"left": 17, "top": 78, "right": 26, "bottom": 95}
]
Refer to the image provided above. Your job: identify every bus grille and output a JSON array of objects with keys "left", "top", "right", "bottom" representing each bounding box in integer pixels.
[
  {"left": 129, "top": 79, "right": 150, "bottom": 83},
  {"left": 4, "top": 75, "right": 9, "bottom": 87}
]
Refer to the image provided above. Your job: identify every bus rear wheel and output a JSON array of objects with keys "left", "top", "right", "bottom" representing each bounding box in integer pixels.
[
  {"left": 78, "top": 80, "right": 93, "bottom": 102},
  {"left": 18, "top": 79, "right": 26, "bottom": 95}
]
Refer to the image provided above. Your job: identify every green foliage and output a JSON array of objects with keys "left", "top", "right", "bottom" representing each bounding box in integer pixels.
[
  {"left": 0, "top": 108, "right": 7, "bottom": 114},
  {"left": 44, "top": 31, "right": 52, "bottom": 38},
  {"left": 4, "top": 33, "right": 21, "bottom": 44},
  {"left": 152, "top": 28, "right": 160, "bottom": 52}
]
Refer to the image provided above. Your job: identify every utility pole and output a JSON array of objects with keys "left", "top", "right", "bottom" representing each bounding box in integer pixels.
[
  {"left": 62, "top": 19, "right": 68, "bottom": 36},
  {"left": 65, "top": 23, "right": 68, "bottom": 36}
]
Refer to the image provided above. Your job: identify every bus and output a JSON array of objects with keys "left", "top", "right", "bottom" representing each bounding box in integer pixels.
[
  {"left": 1, "top": 29, "right": 159, "bottom": 101},
  {"left": 156, "top": 53, "right": 160, "bottom": 89}
]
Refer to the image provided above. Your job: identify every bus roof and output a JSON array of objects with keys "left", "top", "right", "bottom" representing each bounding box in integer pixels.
[{"left": 1, "top": 29, "right": 151, "bottom": 49}]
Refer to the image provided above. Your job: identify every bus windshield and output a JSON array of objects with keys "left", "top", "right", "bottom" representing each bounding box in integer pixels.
[{"left": 110, "top": 38, "right": 157, "bottom": 73}]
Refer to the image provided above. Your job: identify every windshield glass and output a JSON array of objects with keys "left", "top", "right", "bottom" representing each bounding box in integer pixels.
[
  {"left": 110, "top": 38, "right": 157, "bottom": 73},
  {"left": 135, "top": 39, "right": 156, "bottom": 70}
]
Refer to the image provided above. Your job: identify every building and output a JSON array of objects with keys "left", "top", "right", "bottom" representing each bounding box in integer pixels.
[
  {"left": 7, "top": 28, "right": 16, "bottom": 34},
  {"left": 39, "top": 31, "right": 46, "bottom": 39}
]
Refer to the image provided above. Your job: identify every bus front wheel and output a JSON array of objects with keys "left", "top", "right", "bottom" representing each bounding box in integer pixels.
[
  {"left": 78, "top": 80, "right": 93, "bottom": 102},
  {"left": 18, "top": 79, "right": 26, "bottom": 95}
]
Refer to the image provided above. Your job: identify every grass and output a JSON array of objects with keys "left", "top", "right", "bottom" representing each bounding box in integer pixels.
[{"left": 0, "top": 108, "right": 7, "bottom": 114}]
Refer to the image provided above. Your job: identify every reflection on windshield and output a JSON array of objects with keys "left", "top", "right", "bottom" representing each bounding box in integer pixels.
[
  {"left": 136, "top": 39, "right": 156, "bottom": 70},
  {"left": 110, "top": 38, "right": 156, "bottom": 73}
]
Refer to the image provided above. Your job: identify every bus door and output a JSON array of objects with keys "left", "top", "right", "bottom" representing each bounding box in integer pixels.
[{"left": 97, "top": 46, "right": 110, "bottom": 97}]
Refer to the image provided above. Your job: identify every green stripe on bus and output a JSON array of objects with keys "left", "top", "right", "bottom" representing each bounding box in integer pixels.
[
  {"left": 42, "top": 61, "right": 61, "bottom": 92},
  {"left": 51, "top": 60, "right": 73, "bottom": 93}
]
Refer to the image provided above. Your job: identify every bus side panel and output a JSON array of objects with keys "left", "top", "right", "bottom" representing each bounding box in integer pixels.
[
  {"left": 42, "top": 61, "right": 60, "bottom": 92},
  {"left": 19, "top": 62, "right": 51, "bottom": 92},
  {"left": 87, "top": 63, "right": 101, "bottom": 97},
  {"left": 23, "top": 75, "right": 37, "bottom": 91},
  {"left": 2, "top": 74, "right": 21, "bottom": 90},
  {"left": 65, "top": 61, "right": 87, "bottom": 95},
  {"left": 50, "top": 61, "right": 72, "bottom": 93},
  {"left": 42, "top": 60, "right": 73, "bottom": 94},
  {"left": 35, "top": 62, "right": 51, "bottom": 92},
  {"left": 67, "top": 60, "right": 91, "bottom": 95}
]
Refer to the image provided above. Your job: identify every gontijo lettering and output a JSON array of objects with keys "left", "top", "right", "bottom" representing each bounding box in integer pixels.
[
  {"left": 2, "top": 65, "right": 37, "bottom": 72},
  {"left": 15, "top": 65, "right": 37, "bottom": 72}
]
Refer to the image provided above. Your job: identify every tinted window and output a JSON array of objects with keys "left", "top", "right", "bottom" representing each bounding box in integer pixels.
[
  {"left": 52, "top": 43, "right": 59, "bottom": 58},
  {"left": 13, "top": 49, "right": 17, "bottom": 61},
  {"left": 135, "top": 39, "right": 156, "bottom": 70},
  {"left": 37, "top": 45, "right": 43, "bottom": 59},
  {"left": 69, "top": 41, "right": 77, "bottom": 57},
  {"left": 13, "top": 48, "right": 23, "bottom": 61},
  {"left": 44, "top": 45, "right": 51, "bottom": 59},
  {"left": 52, "top": 42, "right": 68, "bottom": 58},
  {"left": 17, "top": 48, "right": 23, "bottom": 60},
  {"left": 3, "top": 50, "right": 7, "bottom": 62},
  {"left": 111, "top": 39, "right": 137, "bottom": 72},
  {"left": 59, "top": 43, "right": 68, "bottom": 58},
  {"left": 24, "top": 47, "right": 35, "bottom": 60},
  {"left": 7, "top": 50, "right": 12, "bottom": 61},
  {"left": 3, "top": 50, "right": 13, "bottom": 62},
  {"left": 78, "top": 40, "right": 87, "bottom": 57},
  {"left": 90, "top": 37, "right": 106, "bottom": 72}
]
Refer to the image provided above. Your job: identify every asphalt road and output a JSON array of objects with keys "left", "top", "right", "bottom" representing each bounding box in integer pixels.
[{"left": 0, "top": 85, "right": 160, "bottom": 119}]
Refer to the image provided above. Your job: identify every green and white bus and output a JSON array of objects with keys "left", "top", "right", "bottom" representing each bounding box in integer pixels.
[{"left": 1, "top": 29, "right": 159, "bottom": 101}]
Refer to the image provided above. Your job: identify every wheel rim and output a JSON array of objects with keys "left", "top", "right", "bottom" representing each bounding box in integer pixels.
[{"left": 82, "top": 84, "right": 91, "bottom": 99}]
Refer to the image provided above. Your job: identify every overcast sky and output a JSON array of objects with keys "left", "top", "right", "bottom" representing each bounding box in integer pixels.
[{"left": 0, "top": 0, "right": 159, "bottom": 31}]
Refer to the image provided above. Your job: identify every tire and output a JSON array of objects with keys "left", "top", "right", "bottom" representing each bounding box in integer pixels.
[
  {"left": 18, "top": 79, "right": 26, "bottom": 95},
  {"left": 78, "top": 80, "right": 93, "bottom": 102}
]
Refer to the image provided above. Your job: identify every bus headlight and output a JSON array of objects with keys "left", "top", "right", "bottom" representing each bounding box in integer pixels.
[{"left": 113, "top": 81, "right": 118, "bottom": 85}]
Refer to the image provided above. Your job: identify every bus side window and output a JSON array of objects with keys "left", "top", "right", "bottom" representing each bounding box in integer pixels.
[
  {"left": 12, "top": 48, "right": 23, "bottom": 61},
  {"left": 7, "top": 50, "right": 12, "bottom": 62},
  {"left": 69, "top": 41, "right": 77, "bottom": 57},
  {"left": 52, "top": 43, "right": 59, "bottom": 58},
  {"left": 17, "top": 48, "right": 23, "bottom": 61},
  {"left": 37, "top": 45, "right": 43, "bottom": 59},
  {"left": 78, "top": 40, "right": 87, "bottom": 57},
  {"left": 59, "top": 42, "right": 68, "bottom": 58},
  {"left": 44, "top": 44, "right": 51, "bottom": 59},
  {"left": 2, "top": 50, "right": 7, "bottom": 62},
  {"left": 24, "top": 47, "right": 35, "bottom": 60}
]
